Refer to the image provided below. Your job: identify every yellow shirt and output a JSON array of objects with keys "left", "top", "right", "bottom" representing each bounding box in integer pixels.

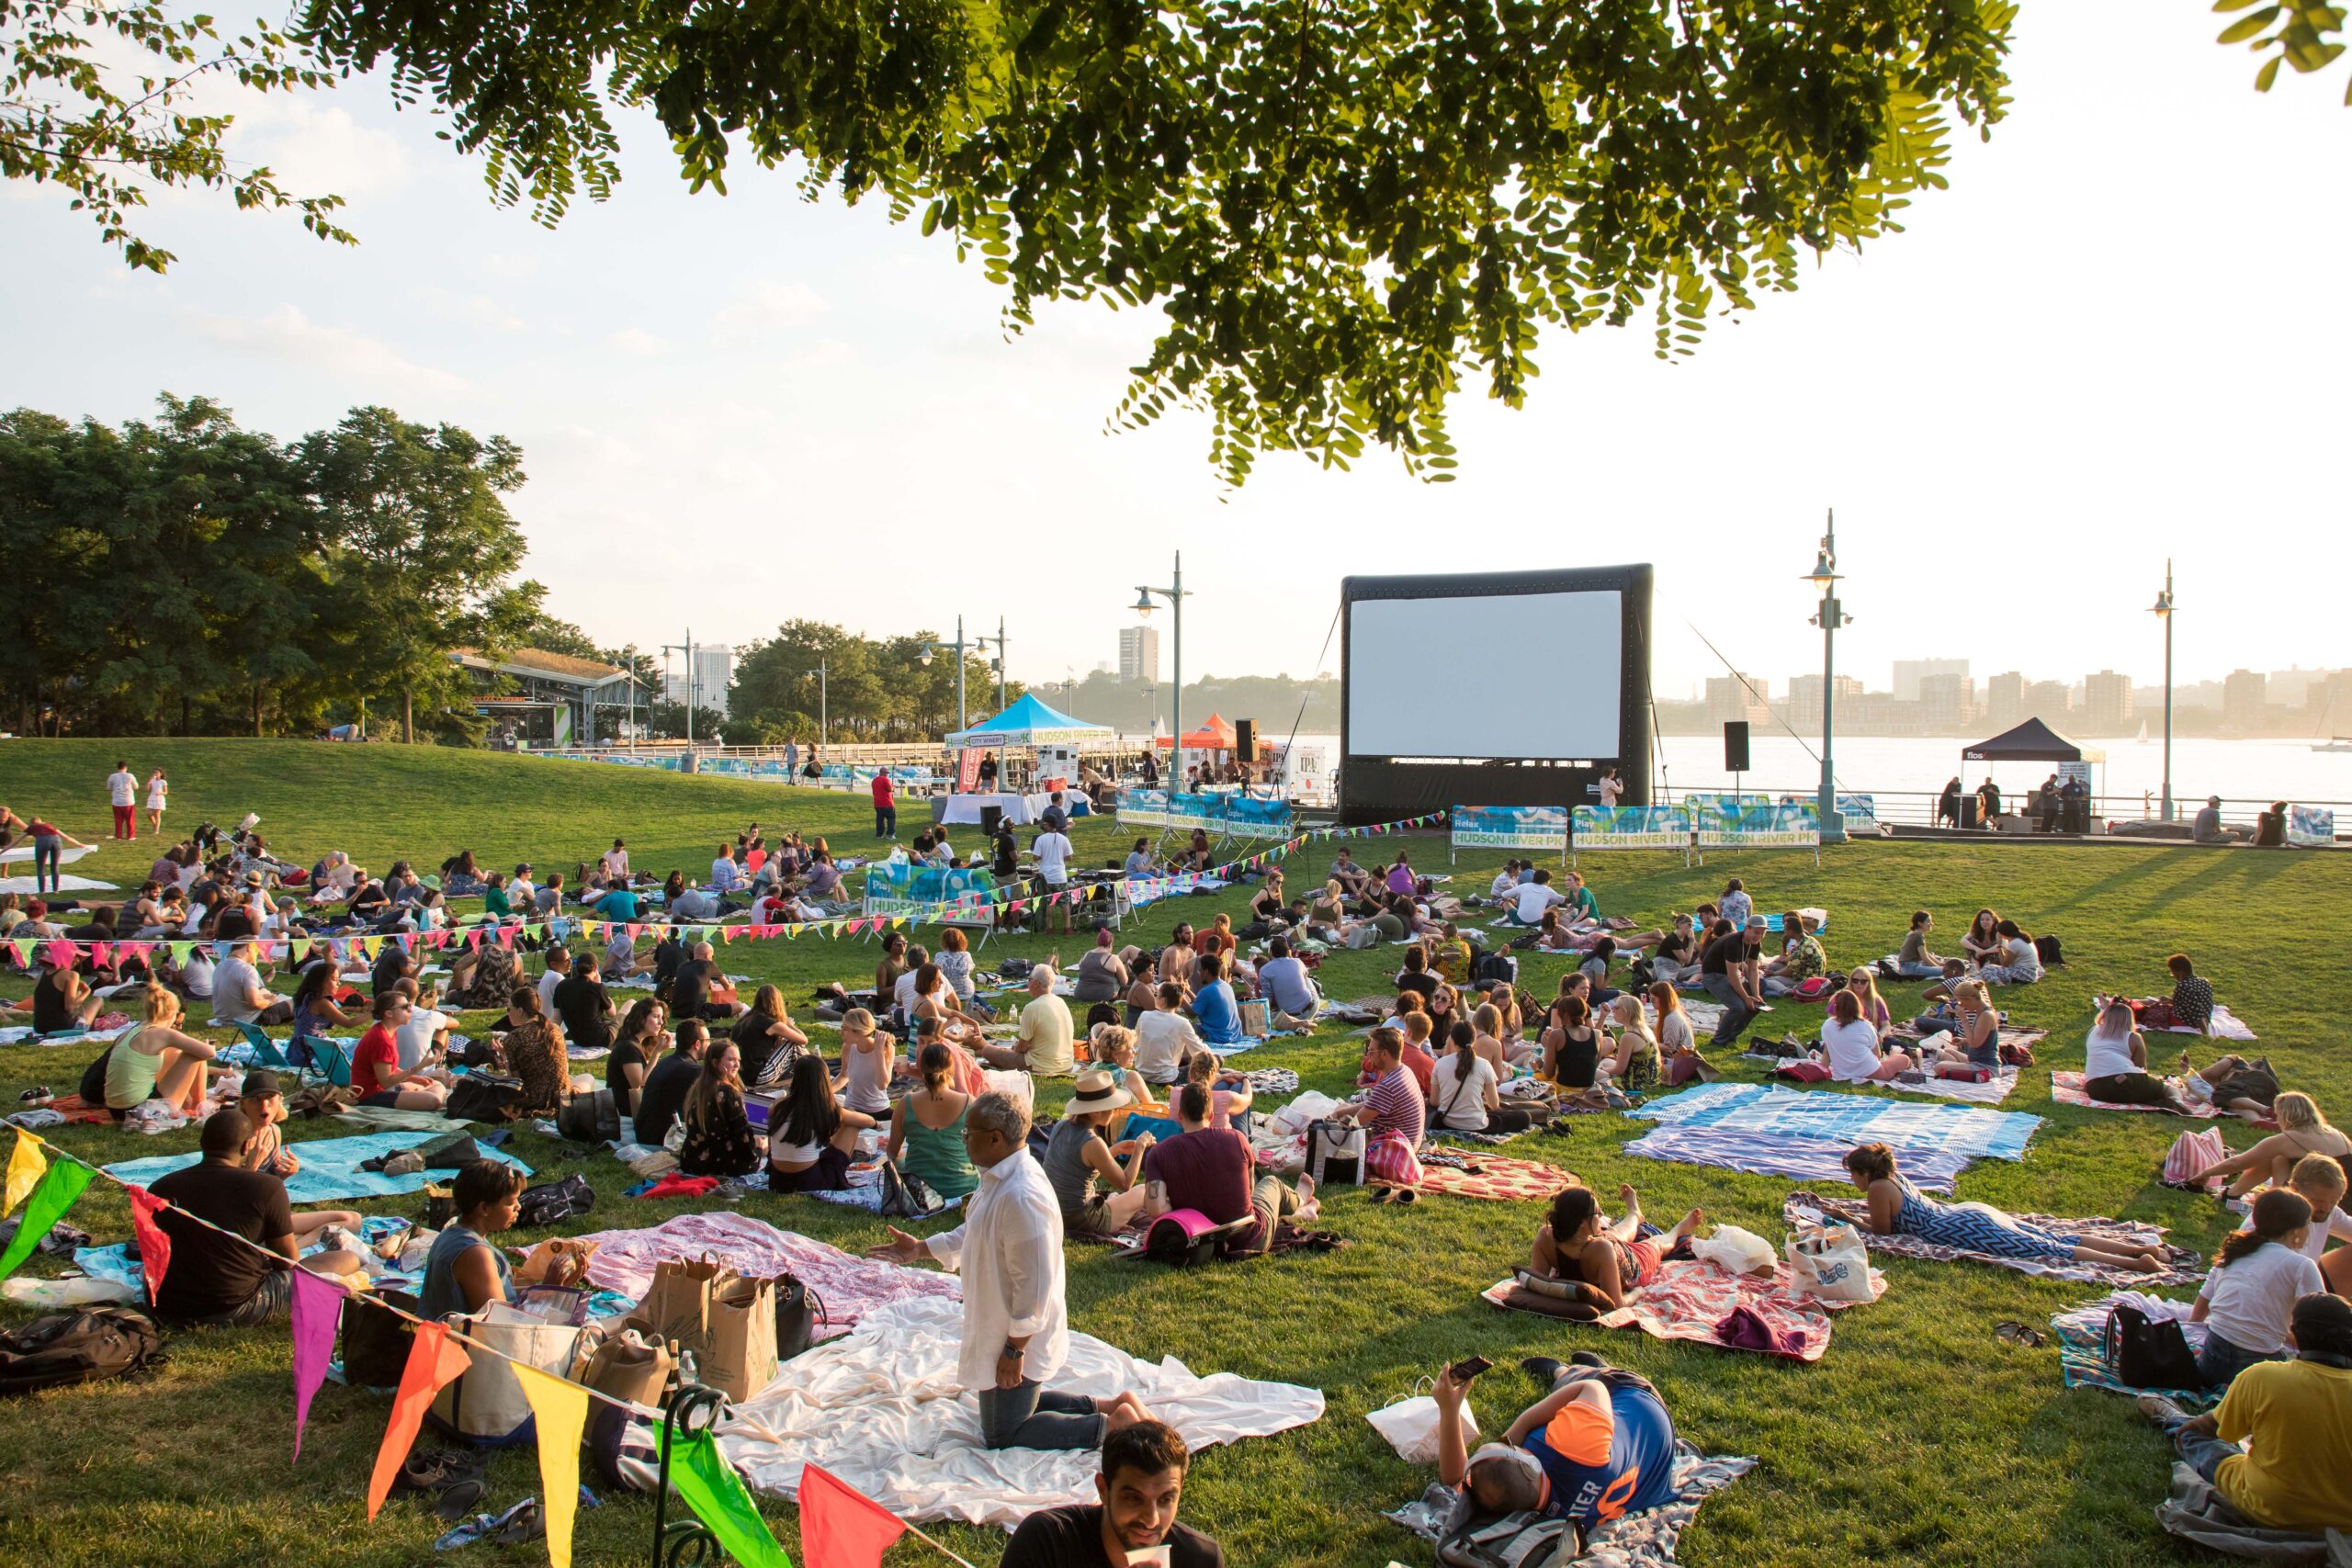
[
  {"left": 1017, "top": 993, "right": 1075, "bottom": 1077},
  {"left": 2215, "top": 1359, "right": 2352, "bottom": 1529},
  {"left": 1431, "top": 939, "right": 1472, "bottom": 986}
]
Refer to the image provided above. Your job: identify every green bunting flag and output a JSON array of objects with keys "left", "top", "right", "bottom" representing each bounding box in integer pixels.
[
  {"left": 659, "top": 1428, "right": 793, "bottom": 1568},
  {"left": 0, "top": 1159, "right": 96, "bottom": 1279}
]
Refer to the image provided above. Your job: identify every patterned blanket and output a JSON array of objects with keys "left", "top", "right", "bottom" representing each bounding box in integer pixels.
[
  {"left": 1389, "top": 1449, "right": 1757, "bottom": 1567},
  {"left": 1739, "top": 1055, "right": 2023, "bottom": 1106},
  {"left": 2052, "top": 1293, "right": 2218, "bottom": 1408},
  {"left": 1628, "top": 1081, "right": 2041, "bottom": 1161},
  {"left": 575, "top": 1210, "right": 961, "bottom": 1332},
  {"left": 1623, "top": 1125, "right": 1971, "bottom": 1192},
  {"left": 1483, "top": 1256, "right": 1881, "bottom": 1362},
  {"left": 105, "top": 1129, "right": 529, "bottom": 1202},
  {"left": 1408, "top": 1151, "right": 1577, "bottom": 1202},
  {"left": 2050, "top": 1070, "right": 2218, "bottom": 1118},
  {"left": 1782, "top": 1190, "right": 2205, "bottom": 1286}
]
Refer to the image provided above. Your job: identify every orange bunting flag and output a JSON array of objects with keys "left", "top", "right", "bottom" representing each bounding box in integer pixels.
[{"left": 367, "top": 1321, "right": 471, "bottom": 1518}]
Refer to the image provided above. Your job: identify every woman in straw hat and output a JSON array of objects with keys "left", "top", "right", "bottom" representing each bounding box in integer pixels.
[{"left": 1040, "top": 1069, "right": 1158, "bottom": 1236}]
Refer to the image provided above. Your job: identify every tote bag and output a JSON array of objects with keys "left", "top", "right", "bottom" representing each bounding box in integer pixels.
[{"left": 429, "top": 1302, "right": 584, "bottom": 1445}]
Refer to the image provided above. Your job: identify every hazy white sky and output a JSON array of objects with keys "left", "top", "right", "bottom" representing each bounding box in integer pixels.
[{"left": 6, "top": 4, "right": 2346, "bottom": 704}]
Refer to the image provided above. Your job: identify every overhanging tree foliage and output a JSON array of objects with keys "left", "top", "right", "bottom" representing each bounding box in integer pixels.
[{"left": 296, "top": 0, "right": 2018, "bottom": 483}]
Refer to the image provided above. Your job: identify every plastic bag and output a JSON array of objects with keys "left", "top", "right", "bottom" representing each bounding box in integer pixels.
[
  {"left": 1690, "top": 1224, "right": 1777, "bottom": 1276},
  {"left": 1273, "top": 1089, "right": 1343, "bottom": 1134},
  {"left": 1785, "top": 1224, "right": 1876, "bottom": 1303},
  {"left": 1367, "top": 1388, "right": 1477, "bottom": 1465}
]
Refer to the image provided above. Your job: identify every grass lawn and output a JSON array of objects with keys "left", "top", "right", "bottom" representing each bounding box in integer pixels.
[{"left": 0, "top": 738, "right": 2345, "bottom": 1567}]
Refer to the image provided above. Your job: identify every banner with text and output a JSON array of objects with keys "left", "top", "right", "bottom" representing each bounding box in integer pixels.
[
  {"left": 1837, "top": 794, "right": 1878, "bottom": 831},
  {"left": 1451, "top": 806, "right": 1571, "bottom": 854},
  {"left": 2290, "top": 806, "right": 2336, "bottom": 848},
  {"left": 1694, "top": 800, "right": 1822, "bottom": 849},
  {"left": 1571, "top": 806, "right": 1690, "bottom": 851}
]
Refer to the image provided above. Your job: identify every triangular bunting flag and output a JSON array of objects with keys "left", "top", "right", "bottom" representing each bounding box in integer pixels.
[
  {"left": 288, "top": 1269, "right": 343, "bottom": 1460},
  {"left": 660, "top": 1427, "right": 794, "bottom": 1568},
  {"left": 0, "top": 1160, "right": 94, "bottom": 1279},
  {"left": 513, "top": 1365, "right": 591, "bottom": 1568},
  {"left": 126, "top": 1185, "right": 172, "bottom": 1303},
  {"left": 367, "top": 1322, "right": 471, "bottom": 1518},
  {"left": 798, "top": 1461, "right": 907, "bottom": 1568},
  {"left": 4, "top": 1129, "right": 48, "bottom": 1217}
]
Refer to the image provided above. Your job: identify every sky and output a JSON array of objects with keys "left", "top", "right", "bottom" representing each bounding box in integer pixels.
[{"left": 6, "top": 4, "right": 2348, "bottom": 705}]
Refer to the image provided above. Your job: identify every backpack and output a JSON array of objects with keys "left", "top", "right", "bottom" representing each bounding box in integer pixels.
[
  {"left": 446, "top": 1074, "right": 530, "bottom": 1123},
  {"left": 1437, "top": 1492, "right": 1580, "bottom": 1568},
  {"left": 515, "top": 1172, "right": 596, "bottom": 1228},
  {"left": 1139, "top": 1209, "right": 1253, "bottom": 1267},
  {"left": 2105, "top": 1303, "right": 2200, "bottom": 1390},
  {"left": 341, "top": 1287, "right": 423, "bottom": 1388},
  {"left": 0, "top": 1307, "right": 163, "bottom": 1396},
  {"left": 2034, "top": 933, "right": 2064, "bottom": 967},
  {"left": 558, "top": 1089, "right": 620, "bottom": 1145},
  {"left": 1473, "top": 951, "right": 1518, "bottom": 986},
  {"left": 77, "top": 1046, "right": 114, "bottom": 1110}
]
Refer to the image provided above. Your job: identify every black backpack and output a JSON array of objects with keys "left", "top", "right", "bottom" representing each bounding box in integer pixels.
[
  {"left": 558, "top": 1089, "right": 620, "bottom": 1145},
  {"left": 446, "top": 1074, "right": 530, "bottom": 1123},
  {"left": 0, "top": 1307, "right": 162, "bottom": 1396},
  {"left": 341, "top": 1288, "right": 423, "bottom": 1388},
  {"left": 516, "top": 1172, "right": 596, "bottom": 1229},
  {"left": 2034, "top": 933, "right": 2065, "bottom": 967},
  {"left": 1472, "top": 950, "right": 1517, "bottom": 987},
  {"left": 2106, "top": 1303, "right": 2199, "bottom": 1389}
]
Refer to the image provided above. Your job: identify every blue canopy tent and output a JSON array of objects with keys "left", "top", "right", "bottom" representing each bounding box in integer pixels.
[{"left": 943, "top": 693, "right": 1114, "bottom": 750}]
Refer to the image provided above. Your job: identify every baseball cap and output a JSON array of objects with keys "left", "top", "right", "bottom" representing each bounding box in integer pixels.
[{"left": 239, "top": 1068, "right": 283, "bottom": 1100}]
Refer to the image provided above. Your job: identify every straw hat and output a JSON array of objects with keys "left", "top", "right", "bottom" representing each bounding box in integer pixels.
[{"left": 1066, "top": 1070, "right": 1136, "bottom": 1118}]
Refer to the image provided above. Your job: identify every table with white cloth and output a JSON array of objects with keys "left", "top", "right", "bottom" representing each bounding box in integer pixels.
[{"left": 933, "top": 792, "right": 1094, "bottom": 827}]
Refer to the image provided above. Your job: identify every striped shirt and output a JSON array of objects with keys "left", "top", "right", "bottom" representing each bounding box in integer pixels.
[{"left": 1362, "top": 1066, "right": 1426, "bottom": 1143}]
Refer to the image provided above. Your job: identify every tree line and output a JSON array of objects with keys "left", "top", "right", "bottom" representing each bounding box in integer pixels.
[{"left": 0, "top": 394, "right": 544, "bottom": 742}]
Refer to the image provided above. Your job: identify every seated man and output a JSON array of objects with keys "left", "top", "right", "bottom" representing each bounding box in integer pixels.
[
  {"left": 1143, "top": 1081, "right": 1317, "bottom": 1254},
  {"left": 1329, "top": 1028, "right": 1427, "bottom": 1145},
  {"left": 210, "top": 937, "right": 293, "bottom": 1027},
  {"left": 1430, "top": 1352, "right": 1681, "bottom": 1549},
  {"left": 2139, "top": 1292, "right": 2352, "bottom": 1533},
  {"left": 981, "top": 965, "right": 1077, "bottom": 1077},
  {"left": 149, "top": 1108, "right": 365, "bottom": 1326},
  {"left": 1255, "top": 936, "right": 1322, "bottom": 1025},
  {"left": 1134, "top": 982, "right": 1205, "bottom": 1085},
  {"left": 1504, "top": 869, "right": 1569, "bottom": 928},
  {"left": 1001, "top": 1419, "right": 1227, "bottom": 1566},
  {"left": 2192, "top": 795, "right": 2247, "bottom": 845},
  {"left": 1328, "top": 848, "right": 1372, "bottom": 899},
  {"left": 1187, "top": 955, "right": 1246, "bottom": 1047}
]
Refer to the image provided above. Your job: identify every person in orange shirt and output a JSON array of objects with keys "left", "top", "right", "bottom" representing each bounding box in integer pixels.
[{"left": 1430, "top": 1352, "right": 1681, "bottom": 1545}]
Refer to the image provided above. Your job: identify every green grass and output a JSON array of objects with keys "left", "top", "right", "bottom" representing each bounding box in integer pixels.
[{"left": 0, "top": 738, "right": 2345, "bottom": 1567}]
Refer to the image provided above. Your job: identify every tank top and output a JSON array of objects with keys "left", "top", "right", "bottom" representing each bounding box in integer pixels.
[
  {"left": 841, "top": 1038, "right": 892, "bottom": 1115},
  {"left": 103, "top": 1023, "right": 161, "bottom": 1109},
  {"left": 421, "top": 1224, "right": 509, "bottom": 1319},
  {"left": 1043, "top": 1118, "right": 1102, "bottom": 1216},
  {"left": 897, "top": 1095, "right": 978, "bottom": 1197}
]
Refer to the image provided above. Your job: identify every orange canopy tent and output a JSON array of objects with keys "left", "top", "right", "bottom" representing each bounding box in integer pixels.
[{"left": 1155, "top": 713, "right": 1237, "bottom": 750}]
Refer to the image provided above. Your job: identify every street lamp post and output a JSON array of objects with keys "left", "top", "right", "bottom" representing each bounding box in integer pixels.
[
  {"left": 975, "top": 617, "right": 1010, "bottom": 714},
  {"left": 2153, "top": 560, "right": 2176, "bottom": 821},
  {"left": 920, "top": 615, "right": 974, "bottom": 736},
  {"left": 1802, "top": 512, "right": 1850, "bottom": 846},
  {"left": 1132, "top": 552, "right": 1191, "bottom": 790}
]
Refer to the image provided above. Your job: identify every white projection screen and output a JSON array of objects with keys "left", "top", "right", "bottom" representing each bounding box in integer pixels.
[
  {"left": 1338, "top": 564, "right": 1654, "bottom": 823},
  {"left": 1346, "top": 590, "right": 1623, "bottom": 759}
]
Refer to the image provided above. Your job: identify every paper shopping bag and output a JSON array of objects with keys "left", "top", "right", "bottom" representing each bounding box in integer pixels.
[
  {"left": 698, "top": 1274, "right": 778, "bottom": 1401},
  {"left": 638, "top": 1254, "right": 730, "bottom": 1349}
]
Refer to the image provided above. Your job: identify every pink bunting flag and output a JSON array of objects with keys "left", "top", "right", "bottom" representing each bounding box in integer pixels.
[
  {"left": 628, "top": 923, "right": 645, "bottom": 942},
  {"left": 466, "top": 929, "right": 484, "bottom": 952},
  {"left": 87, "top": 942, "right": 111, "bottom": 970},
  {"left": 288, "top": 1269, "right": 344, "bottom": 1461},
  {"left": 496, "top": 926, "right": 517, "bottom": 949},
  {"left": 126, "top": 1186, "right": 172, "bottom": 1304}
]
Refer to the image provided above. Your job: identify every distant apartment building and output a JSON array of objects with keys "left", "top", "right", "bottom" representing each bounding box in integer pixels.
[
  {"left": 2083, "top": 670, "right": 2135, "bottom": 732},
  {"left": 1918, "top": 671, "right": 1976, "bottom": 732},
  {"left": 1984, "top": 671, "right": 2027, "bottom": 727},
  {"left": 1118, "top": 626, "right": 1160, "bottom": 684},
  {"left": 2222, "top": 670, "right": 2267, "bottom": 732},
  {"left": 1705, "top": 674, "right": 1771, "bottom": 728},
  {"left": 1785, "top": 673, "right": 1864, "bottom": 729},
  {"left": 662, "top": 643, "right": 733, "bottom": 716},
  {"left": 2025, "top": 681, "right": 2073, "bottom": 726},
  {"left": 1892, "top": 658, "right": 1968, "bottom": 704}
]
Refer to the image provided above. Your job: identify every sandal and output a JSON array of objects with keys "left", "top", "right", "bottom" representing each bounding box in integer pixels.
[
  {"left": 433, "top": 1478, "right": 488, "bottom": 1521},
  {"left": 492, "top": 1500, "right": 545, "bottom": 1544},
  {"left": 1994, "top": 1322, "right": 2048, "bottom": 1348}
]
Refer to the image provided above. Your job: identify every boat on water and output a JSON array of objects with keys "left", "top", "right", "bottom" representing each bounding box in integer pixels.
[
  {"left": 2316, "top": 737, "right": 2352, "bottom": 754},
  {"left": 2135, "top": 719, "right": 2149, "bottom": 744}
]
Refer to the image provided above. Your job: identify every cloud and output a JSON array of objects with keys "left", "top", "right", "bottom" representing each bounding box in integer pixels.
[
  {"left": 710, "top": 278, "right": 829, "bottom": 339},
  {"left": 607, "top": 328, "right": 673, "bottom": 356},
  {"left": 221, "top": 97, "right": 415, "bottom": 199},
  {"left": 182, "top": 304, "right": 463, "bottom": 394},
  {"left": 481, "top": 254, "right": 540, "bottom": 280},
  {"left": 413, "top": 287, "right": 529, "bottom": 334}
]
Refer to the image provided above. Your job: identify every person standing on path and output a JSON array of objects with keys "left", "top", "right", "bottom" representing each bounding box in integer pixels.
[
  {"left": 143, "top": 767, "right": 169, "bottom": 835},
  {"left": 106, "top": 759, "right": 138, "bottom": 840}
]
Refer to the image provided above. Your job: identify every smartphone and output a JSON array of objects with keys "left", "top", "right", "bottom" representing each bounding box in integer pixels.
[{"left": 1448, "top": 1355, "right": 1492, "bottom": 1382}]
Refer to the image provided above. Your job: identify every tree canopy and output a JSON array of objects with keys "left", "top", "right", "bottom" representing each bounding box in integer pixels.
[{"left": 292, "top": 0, "right": 2018, "bottom": 482}]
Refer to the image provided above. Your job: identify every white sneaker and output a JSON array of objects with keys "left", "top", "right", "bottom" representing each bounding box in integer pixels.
[{"left": 2136, "top": 1393, "right": 2187, "bottom": 1425}]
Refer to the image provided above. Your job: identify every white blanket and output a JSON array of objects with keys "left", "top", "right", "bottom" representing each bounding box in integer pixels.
[
  {"left": 0, "top": 874, "right": 119, "bottom": 896},
  {"left": 0, "top": 845, "right": 94, "bottom": 865},
  {"left": 719, "top": 1297, "right": 1324, "bottom": 1529}
]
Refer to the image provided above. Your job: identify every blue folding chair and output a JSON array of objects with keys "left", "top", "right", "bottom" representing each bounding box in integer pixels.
[{"left": 235, "top": 1021, "right": 292, "bottom": 1069}]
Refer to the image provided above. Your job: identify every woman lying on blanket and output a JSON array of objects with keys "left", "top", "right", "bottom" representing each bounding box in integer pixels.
[
  {"left": 2177, "top": 1052, "right": 2281, "bottom": 1122},
  {"left": 1528, "top": 1183, "right": 1704, "bottom": 1310},
  {"left": 2081, "top": 998, "right": 2194, "bottom": 1114},
  {"left": 1533, "top": 909, "right": 1668, "bottom": 958},
  {"left": 2191, "top": 1092, "right": 2352, "bottom": 1196},
  {"left": 1842, "top": 1143, "right": 2171, "bottom": 1272}
]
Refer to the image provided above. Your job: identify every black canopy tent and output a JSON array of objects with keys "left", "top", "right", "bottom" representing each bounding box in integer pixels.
[{"left": 1962, "top": 718, "right": 2084, "bottom": 762}]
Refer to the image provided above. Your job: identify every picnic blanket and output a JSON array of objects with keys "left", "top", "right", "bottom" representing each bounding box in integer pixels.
[
  {"left": 1411, "top": 1152, "right": 1576, "bottom": 1202},
  {"left": 1483, "top": 1255, "right": 1880, "bottom": 1361},
  {"left": 2052, "top": 1292, "right": 2217, "bottom": 1408},
  {"left": 332, "top": 1104, "right": 479, "bottom": 1134},
  {"left": 1623, "top": 1125, "right": 1969, "bottom": 1193},
  {"left": 2143, "top": 1003, "right": 2257, "bottom": 1043},
  {"left": 2052, "top": 1070, "right": 2217, "bottom": 1118},
  {"left": 575, "top": 1211, "right": 960, "bottom": 1332},
  {"left": 1884, "top": 1022, "right": 2046, "bottom": 1055},
  {"left": 1389, "top": 1448, "right": 1757, "bottom": 1568},
  {"left": 719, "top": 1295, "right": 1323, "bottom": 1528},
  {"left": 104, "top": 1129, "right": 528, "bottom": 1202},
  {"left": 1784, "top": 1190, "right": 2204, "bottom": 1285},
  {"left": 1740, "top": 1055, "right": 2024, "bottom": 1106},
  {"left": 2154, "top": 1463, "right": 2352, "bottom": 1562},
  {"left": 1628, "top": 1080, "right": 2041, "bottom": 1161}
]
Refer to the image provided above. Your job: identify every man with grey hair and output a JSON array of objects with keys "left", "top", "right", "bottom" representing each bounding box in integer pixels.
[
  {"left": 980, "top": 963, "right": 1075, "bottom": 1077},
  {"left": 1430, "top": 1352, "right": 1679, "bottom": 1541},
  {"left": 868, "top": 1090, "right": 1151, "bottom": 1450},
  {"left": 668, "top": 940, "right": 742, "bottom": 1021}
]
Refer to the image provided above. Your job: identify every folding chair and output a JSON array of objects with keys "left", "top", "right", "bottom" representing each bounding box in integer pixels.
[{"left": 236, "top": 1021, "right": 292, "bottom": 1068}]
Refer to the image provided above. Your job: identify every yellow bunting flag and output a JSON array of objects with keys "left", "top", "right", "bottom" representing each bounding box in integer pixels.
[
  {"left": 513, "top": 1365, "right": 591, "bottom": 1568},
  {"left": 4, "top": 1129, "right": 47, "bottom": 1217}
]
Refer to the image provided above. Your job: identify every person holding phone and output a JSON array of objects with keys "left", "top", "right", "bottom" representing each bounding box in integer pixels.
[{"left": 1430, "top": 1352, "right": 1682, "bottom": 1541}]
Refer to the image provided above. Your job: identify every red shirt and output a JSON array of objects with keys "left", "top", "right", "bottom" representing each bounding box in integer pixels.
[
  {"left": 871, "top": 773, "right": 894, "bottom": 807},
  {"left": 354, "top": 1023, "right": 400, "bottom": 1094}
]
